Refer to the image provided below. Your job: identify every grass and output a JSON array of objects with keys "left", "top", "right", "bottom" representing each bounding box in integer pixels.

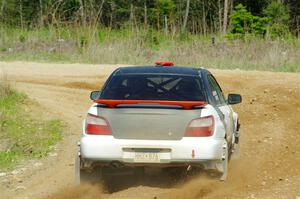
[
  {"left": 0, "top": 26, "right": 300, "bottom": 72},
  {"left": 0, "top": 81, "right": 62, "bottom": 171}
]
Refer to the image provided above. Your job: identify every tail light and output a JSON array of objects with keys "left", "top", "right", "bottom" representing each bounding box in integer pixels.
[
  {"left": 85, "top": 114, "right": 112, "bottom": 135},
  {"left": 184, "top": 115, "right": 214, "bottom": 137}
]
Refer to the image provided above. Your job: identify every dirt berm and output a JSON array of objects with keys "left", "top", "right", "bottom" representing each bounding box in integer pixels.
[{"left": 0, "top": 62, "right": 299, "bottom": 199}]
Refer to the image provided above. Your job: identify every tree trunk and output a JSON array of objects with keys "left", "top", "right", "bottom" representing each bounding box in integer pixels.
[
  {"left": 157, "top": 7, "right": 160, "bottom": 30},
  {"left": 229, "top": 0, "right": 234, "bottom": 27},
  {"left": 223, "top": 0, "right": 228, "bottom": 34},
  {"left": 79, "top": 0, "right": 86, "bottom": 26},
  {"left": 202, "top": 2, "right": 206, "bottom": 35},
  {"left": 130, "top": 3, "right": 134, "bottom": 31},
  {"left": 109, "top": 12, "right": 113, "bottom": 29},
  {"left": 19, "top": 0, "right": 23, "bottom": 28},
  {"left": 39, "top": 0, "right": 43, "bottom": 27},
  {"left": 218, "top": 0, "right": 222, "bottom": 33},
  {"left": 164, "top": 15, "right": 168, "bottom": 35},
  {"left": 182, "top": 0, "right": 190, "bottom": 31},
  {"left": 0, "top": 0, "right": 5, "bottom": 19},
  {"left": 209, "top": 12, "right": 213, "bottom": 33},
  {"left": 96, "top": 0, "right": 105, "bottom": 26},
  {"left": 144, "top": 2, "right": 147, "bottom": 26},
  {"left": 297, "top": 16, "right": 300, "bottom": 37},
  {"left": 192, "top": 17, "right": 195, "bottom": 33}
]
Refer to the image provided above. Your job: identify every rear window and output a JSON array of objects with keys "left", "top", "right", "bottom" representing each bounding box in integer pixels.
[{"left": 101, "top": 74, "right": 206, "bottom": 101}]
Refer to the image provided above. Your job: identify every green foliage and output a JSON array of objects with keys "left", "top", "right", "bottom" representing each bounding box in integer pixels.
[
  {"left": 230, "top": 4, "right": 253, "bottom": 34},
  {"left": 79, "top": 36, "right": 88, "bottom": 48},
  {"left": 155, "top": 0, "right": 175, "bottom": 16},
  {"left": 0, "top": 0, "right": 299, "bottom": 37},
  {"left": 0, "top": 26, "right": 300, "bottom": 72},
  {"left": 98, "top": 31, "right": 107, "bottom": 43},
  {"left": 263, "top": 1, "right": 290, "bottom": 38},
  {"left": 228, "top": 4, "right": 269, "bottom": 39},
  {"left": 267, "top": 23, "right": 290, "bottom": 38},
  {"left": 0, "top": 81, "right": 13, "bottom": 98},
  {"left": 19, "top": 35, "right": 26, "bottom": 43},
  {"left": 0, "top": 85, "right": 63, "bottom": 171},
  {"left": 263, "top": 1, "right": 290, "bottom": 24}
]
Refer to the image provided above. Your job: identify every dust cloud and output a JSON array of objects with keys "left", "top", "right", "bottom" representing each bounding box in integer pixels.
[
  {"left": 45, "top": 184, "right": 104, "bottom": 199},
  {"left": 164, "top": 174, "right": 218, "bottom": 199}
]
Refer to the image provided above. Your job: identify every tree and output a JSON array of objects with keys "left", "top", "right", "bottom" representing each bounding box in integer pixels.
[
  {"left": 228, "top": 4, "right": 269, "bottom": 38},
  {"left": 286, "top": 0, "right": 300, "bottom": 36},
  {"left": 79, "top": 0, "right": 86, "bottom": 26},
  {"left": 263, "top": 1, "right": 290, "bottom": 24},
  {"left": 0, "top": 0, "right": 298, "bottom": 37},
  {"left": 223, "top": 0, "right": 228, "bottom": 33},
  {"left": 263, "top": 1, "right": 290, "bottom": 37},
  {"left": 234, "top": 0, "right": 268, "bottom": 16},
  {"left": 155, "top": 0, "right": 175, "bottom": 31},
  {"left": 182, "top": 0, "right": 190, "bottom": 31},
  {"left": 218, "top": 0, "right": 222, "bottom": 32}
]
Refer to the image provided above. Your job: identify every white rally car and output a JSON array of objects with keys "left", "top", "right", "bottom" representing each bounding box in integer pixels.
[{"left": 76, "top": 62, "right": 241, "bottom": 184}]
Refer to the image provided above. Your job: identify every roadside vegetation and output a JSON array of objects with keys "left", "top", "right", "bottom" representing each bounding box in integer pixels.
[
  {"left": 0, "top": 80, "right": 62, "bottom": 171},
  {"left": 1, "top": 27, "right": 300, "bottom": 72},
  {"left": 0, "top": 0, "right": 299, "bottom": 72}
]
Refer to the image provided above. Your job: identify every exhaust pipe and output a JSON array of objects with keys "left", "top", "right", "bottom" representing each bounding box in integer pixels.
[{"left": 110, "top": 161, "right": 124, "bottom": 168}]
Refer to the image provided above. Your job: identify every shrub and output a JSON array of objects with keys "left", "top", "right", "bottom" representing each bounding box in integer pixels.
[
  {"left": 263, "top": 1, "right": 290, "bottom": 38},
  {"left": 0, "top": 78, "right": 12, "bottom": 98},
  {"left": 263, "top": 1, "right": 290, "bottom": 24},
  {"left": 228, "top": 4, "right": 269, "bottom": 39}
]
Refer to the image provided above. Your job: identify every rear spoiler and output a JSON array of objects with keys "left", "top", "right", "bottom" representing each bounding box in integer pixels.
[{"left": 93, "top": 99, "right": 207, "bottom": 109}]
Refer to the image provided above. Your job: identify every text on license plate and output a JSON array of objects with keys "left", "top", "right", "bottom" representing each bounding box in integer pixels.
[{"left": 134, "top": 152, "right": 160, "bottom": 163}]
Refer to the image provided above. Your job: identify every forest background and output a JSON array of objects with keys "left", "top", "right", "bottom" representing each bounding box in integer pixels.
[{"left": 1, "top": 0, "right": 299, "bottom": 72}]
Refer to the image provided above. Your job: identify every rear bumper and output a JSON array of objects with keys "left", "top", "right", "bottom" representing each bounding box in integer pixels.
[{"left": 80, "top": 135, "right": 225, "bottom": 166}]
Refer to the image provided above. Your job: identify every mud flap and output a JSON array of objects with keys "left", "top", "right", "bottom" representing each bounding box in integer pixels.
[
  {"left": 231, "top": 129, "right": 240, "bottom": 160},
  {"left": 230, "top": 142, "right": 240, "bottom": 160},
  {"left": 75, "top": 145, "right": 103, "bottom": 185},
  {"left": 76, "top": 160, "right": 103, "bottom": 184},
  {"left": 215, "top": 140, "right": 228, "bottom": 181},
  {"left": 75, "top": 153, "right": 80, "bottom": 185}
]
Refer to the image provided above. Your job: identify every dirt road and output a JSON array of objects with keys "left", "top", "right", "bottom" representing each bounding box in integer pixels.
[{"left": 0, "top": 62, "right": 299, "bottom": 199}]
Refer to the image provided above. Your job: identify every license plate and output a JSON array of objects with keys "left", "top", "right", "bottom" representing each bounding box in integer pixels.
[{"left": 134, "top": 152, "right": 160, "bottom": 163}]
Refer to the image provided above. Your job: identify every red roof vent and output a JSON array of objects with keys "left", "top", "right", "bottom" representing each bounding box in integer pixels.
[{"left": 155, "top": 61, "right": 174, "bottom": 66}]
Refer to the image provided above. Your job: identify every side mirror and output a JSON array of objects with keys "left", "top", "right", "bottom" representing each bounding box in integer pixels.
[
  {"left": 90, "top": 91, "right": 101, "bottom": 100},
  {"left": 228, "top": 93, "right": 242, "bottom": 105}
]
